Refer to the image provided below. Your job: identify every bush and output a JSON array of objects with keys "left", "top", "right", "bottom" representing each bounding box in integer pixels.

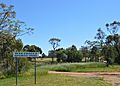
[
  {"left": 0, "top": 72, "right": 6, "bottom": 79},
  {"left": 18, "top": 58, "right": 31, "bottom": 73},
  {"left": 0, "top": 58, "right": 31, "bottom": 78}
]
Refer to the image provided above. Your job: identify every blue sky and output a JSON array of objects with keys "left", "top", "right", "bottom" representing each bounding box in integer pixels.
[{"left": 3, "top": 0, "right": 120, "bottom": 54}]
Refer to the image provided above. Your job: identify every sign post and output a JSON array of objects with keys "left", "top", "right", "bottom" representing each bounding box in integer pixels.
[
  {"left": 13, "top": 52, "right": 40, "bottom": 86},
  {"left": 34, "top": 58, "right": 36, "bottom": 84},
  {"left": 16, "top": 57, "right": 18, "bottom": 86}
]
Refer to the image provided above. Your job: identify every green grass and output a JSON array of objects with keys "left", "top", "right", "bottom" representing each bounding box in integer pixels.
[
  {"left": 76, "top": 65, "right": 120, "bottom": 72},
  {"left": 0, "top": 62, "right": 111, "bottom": 86},
  {"left": 2, "top": 62, "right": 119, "bottom": 86},
  {"left": 0, "top": 74, "right": 110, "bottom": 86},
  {"left": 40, "top": 62, "right": 120, "bottom": 72}
]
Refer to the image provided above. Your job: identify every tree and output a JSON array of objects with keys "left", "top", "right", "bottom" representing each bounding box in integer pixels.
[
  {"left": 81, "top": 46, "right": 89, "bottom": 62},
  {"left": 0, "top": 35, "right": 25, "bottom": 75},
  {"left": 23, "top": 45, "right": 42, "bottom": 53},
  {"left": 49, "top": 38, "right": 61, "bottom": 50},
  {"left": 106, "top": 21, "right": 120, "bottom": 64},
  {"left": 55, "top": 48, "right": 67, "bottom": 63},
  {"left": 0, "top": 3, "right": 33, "bottom": 76},
  {"left": 42, "top": 53, "right": 46, "bottom": 58},
  {"left": 85, "top": 40, "right": 100, "bottom": 62},
  {"left": 90, "top": 46, "right": 98, "bottom": 62},
  {"left": 49, "top": 38, "right": 61, "bottom": 63},
  {"left": 106, "top": 21, "right": 120, "bottom": 35},
  {"left": 0, "top": 3, "right": 33, "bottom": 37},
  {"left": 105, "top": 34, "right": 120, "bottom": 64},
  {"left": 23, "top": 45, "right": 42, "bottom": 60},
  {"left": 65, "top": 45, "right": 82, "bottom": 62},
  {"left": 95, "top": 28, "right": 106, "bottom": 48},
  {"left": 101, "top": 45, "right": 115, "bottom": 66},
  {"left": 0, "top": 3, "right": 33, "bottom": 61}
]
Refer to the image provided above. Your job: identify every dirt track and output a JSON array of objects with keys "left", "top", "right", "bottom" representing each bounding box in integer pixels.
[{"left": 48, "top": 71, "right": 120, "bottom": 86}]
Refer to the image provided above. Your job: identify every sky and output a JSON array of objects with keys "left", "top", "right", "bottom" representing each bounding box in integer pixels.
[{"left": 2, "top": 0, "right": 120, "bottom": 54}]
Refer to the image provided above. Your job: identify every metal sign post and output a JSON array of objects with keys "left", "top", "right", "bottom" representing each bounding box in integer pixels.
[
  {"left": 34, "top": 58, "right": 36, "bottom": 84},
  {"left": 13, "top": 52, "right": 40, "bottom": 86},
  {"left": 16, "top": 57, "right": 18, "bottom": 86}
]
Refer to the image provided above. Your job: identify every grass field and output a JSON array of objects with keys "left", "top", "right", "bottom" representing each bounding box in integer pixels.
[
  {"left": 41, "top": 62, "right": 120, "bottom": 72},
  {"left": 0, "top": 73, "right": 110, "bottom": 86},
  {"left": 1, "top": 62, "right": 118, "bottom": 86},
  {"left": 0, "top": 62, "right": 109, "bottom": 86}
]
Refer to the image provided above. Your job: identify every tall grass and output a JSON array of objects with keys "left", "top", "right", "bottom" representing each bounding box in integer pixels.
[{"left": 40, "top": 62, "right": 107, "bottom": 72}]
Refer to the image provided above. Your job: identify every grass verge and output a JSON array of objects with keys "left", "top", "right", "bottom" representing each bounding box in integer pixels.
[
  {"left": 0, "top": 62, "right": 111, "bottom": 86},
  {"left": 0, "top": 74, "right": 110, "bottom": 86}
]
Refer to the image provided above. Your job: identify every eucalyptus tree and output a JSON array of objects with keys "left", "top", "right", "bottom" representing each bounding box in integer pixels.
[
  {"left": 55, "top": 48, "right": 67, "bottom": 62},
  {"left": 101, "top": 45, "right": 116, "bottom": 66},
  {"left": 23, "top": 45, "right": 42, "bottom": 53},
  {"left": 65, "top": 45, "right": 82, "bottom": 62},
  {"left": 85, "top": 40, "right": 100, "bottom": 62},
  {"left": 49, "top": 38, "right": 61, "bottom": 50},
  {"left": 106, "top": 21, "right": 120, "bottom": 35},
  {"left": 105, "top": 21, "right": 120, "bottom": 64},
  {"left": 81, "top": 46, "right": 89, "bottom": 62},
  {"left": 23, "top": 45, "right": 42, "bottom": 61},
  {"left": 49, "top": 38, "right": 61, "bottom": 63},
  {"left": 0, "top": 3, "right": 33, "bottom": 60},
  {"left": 0, "top": 3, "right": 33, "bottom": 75},
  {"left": 0, "top": 3, "right": 33, "bottom": 37},
  {"left": 95, "top": 28, "right": 106, "bottom": 48}
]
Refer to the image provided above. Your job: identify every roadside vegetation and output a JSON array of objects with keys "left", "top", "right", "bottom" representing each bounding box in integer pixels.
[
  {"left": 0, "top": 74, "right": 110, "bottom": 86},
  {"left": 0, "top": 1, "right": 120, "bottom": 86},
  {"left": 0, "top": 62, "right": 111, "bottom": 86},
  {"left": 40, "top": 62, "right": 120, "bottom": 72}
]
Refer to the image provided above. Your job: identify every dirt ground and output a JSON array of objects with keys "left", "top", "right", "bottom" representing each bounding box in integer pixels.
[{"left": 48, "top": 71, "right": 120, "bottom": 86}]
